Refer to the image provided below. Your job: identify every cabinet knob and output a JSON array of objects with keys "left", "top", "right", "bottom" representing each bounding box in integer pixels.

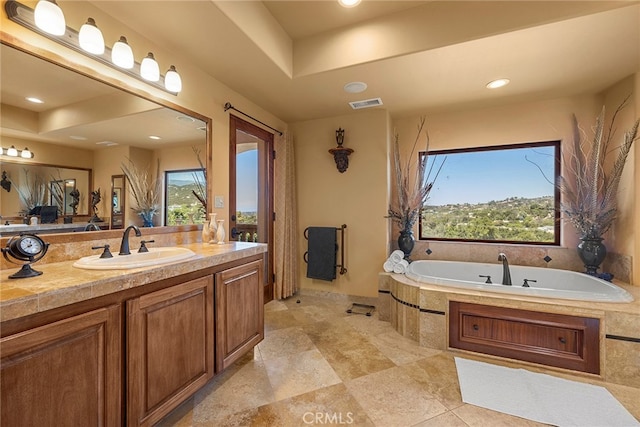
[
  {"left": 558, "top": 337, "right": 566, "bottom": 344},
  {"left": 473, "top": 324, "right": 479, "bottom": 331}
]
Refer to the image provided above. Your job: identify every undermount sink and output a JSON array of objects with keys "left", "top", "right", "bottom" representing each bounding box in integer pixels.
[{"left": 73, "top": 247, "right": 197, "bottom": 270}]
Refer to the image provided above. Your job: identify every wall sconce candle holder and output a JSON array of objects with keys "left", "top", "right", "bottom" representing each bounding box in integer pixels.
[{"left": 329, "top": 128, "right": 354, "bottom": 173}]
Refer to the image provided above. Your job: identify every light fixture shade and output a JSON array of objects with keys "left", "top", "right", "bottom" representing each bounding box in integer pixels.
[
  {"left": 7, "top": 146, "right": 18, "bottom": 157},
  {"left": 34, "top": 0, "right": 66, "bottom": 36},
  {"left": 339, "top": 0, "right": 361, "bottom": 7},
  {"left": 112, "top": 36, "right": 134, "bottom": 69},
  {"left": 164, "top": 65, "right": 182, "bottom": 93},
  {"left": 140, "top": 52, "right": 160, "bottom": 82},
  {"left": 21, "top": 148, "right": 33, "bottom": 159},
  {"left": 79, "top": 18, "right": 105, "bottom": 55}
]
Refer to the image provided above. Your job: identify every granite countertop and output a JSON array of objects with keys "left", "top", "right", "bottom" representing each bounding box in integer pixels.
[
  {"left": 0, "top": 221, "right": 108, "bottom": 235},
  {"left": 0, "top": 242, "right": 267, "bottom": 322}
]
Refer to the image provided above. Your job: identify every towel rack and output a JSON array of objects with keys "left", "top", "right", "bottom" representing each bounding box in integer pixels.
[{"left": 304, "top": 224, "right": 347, "bottom": 275}]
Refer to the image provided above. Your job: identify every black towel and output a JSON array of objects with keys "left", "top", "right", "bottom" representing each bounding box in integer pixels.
[{"left": 306, "top": 227, "right": 337, "bottom": 281}]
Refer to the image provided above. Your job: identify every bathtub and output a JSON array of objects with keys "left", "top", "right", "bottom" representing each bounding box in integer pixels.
[{"left": 404, "top": 260, "right": 634, "bottom": 303}]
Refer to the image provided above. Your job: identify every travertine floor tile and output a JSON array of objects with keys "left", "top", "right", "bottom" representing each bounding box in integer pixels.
[
  {"left": 369, "top": 330, "right": 441, "bottom": 365},
  {"left": 401, "top": 353, "right": 464, "bottom": 410},
  {"left": 257, "top": 326, "right": 316, "bottom": 360},
  {"left": 345, "top": 366, "right": 448, "bottom": 426},
  {"left": 263, "top": 348, "right": 342, "bottom": 401},
  {"left": 452, "top": 404, "right": 548, "bottom": 427}
]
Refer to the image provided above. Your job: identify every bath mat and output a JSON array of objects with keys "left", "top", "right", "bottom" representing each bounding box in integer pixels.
[{"left": 455, "top": 357, "right": 639, "bottom": 427}]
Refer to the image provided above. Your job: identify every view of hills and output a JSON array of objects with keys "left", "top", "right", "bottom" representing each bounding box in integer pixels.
[{"left": 421, "top": 196, "right": 556, "bottom": 242}]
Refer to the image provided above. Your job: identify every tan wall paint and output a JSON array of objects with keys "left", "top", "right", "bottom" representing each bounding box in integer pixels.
[
  {"left": 393, "top": 90, "right": 638, "bottom": 284},
  {"left": 292, "top": 109, "right": 389, "bottom": 298},
  {"left": 1, "top": 0, "right": 287, "bottom": 229}
]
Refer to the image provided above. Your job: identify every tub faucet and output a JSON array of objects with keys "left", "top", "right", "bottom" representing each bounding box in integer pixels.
[
  {"left": 119, "top": 225, "right": 141, "bottom": 255},
  {"left": 498, "top": 253, "right": 512, "bottom": 286}
]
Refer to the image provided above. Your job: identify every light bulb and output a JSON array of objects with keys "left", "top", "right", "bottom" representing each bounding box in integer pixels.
[
  {"left": 34, "top": 0, "right": 66, "bottom": 36},
  {"left": 7, "top": 146, "right": 18, "bottom": 157},
  {"left": 21, "top": 148, "right": 33, "bottom": 159},
  {"left": 164, "top": 65, "right": 182, "bottom": 93},
  {"left": 111, "top": 36, "right": 134, "bottom": 69},
  {"left": 79, "top": 18, "right": 105, "bottom": 55},
  {"left": 140, "top": 52, "right": 160, "bottom": 82},
  {"left": 338, "top": 0, "right": 361, "bottom": 7}
]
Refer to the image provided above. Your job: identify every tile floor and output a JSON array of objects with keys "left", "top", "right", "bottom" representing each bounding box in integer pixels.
[{"left": 159, "top": 293, "right": 640, "bottom": 426}]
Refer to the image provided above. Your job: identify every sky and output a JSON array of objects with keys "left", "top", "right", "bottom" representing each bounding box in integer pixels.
[
  {"left": 425, "top": 145, "right": 555, "bottom": 206},
  {"left": 236, "top": 150, "right": 258, "bottom": 212}
]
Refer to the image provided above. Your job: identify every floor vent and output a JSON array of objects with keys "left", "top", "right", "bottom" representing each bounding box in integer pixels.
[{"left": 349, "top": 97, "right": 383, "bottom": 110}]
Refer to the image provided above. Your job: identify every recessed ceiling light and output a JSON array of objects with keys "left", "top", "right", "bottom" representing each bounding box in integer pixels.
[
  {"left": 149, "top": 135, "right": 161, "bottom": 140},
  {"left": 339, "top": 0, "right": 361, "bottom": 7},
  {"left": 344, "top": 81, "right": 367, "bottom": 94},
  {"left": 176, "top": 115, "right": 195, "bottom": 123},
  {"left": 69, "top": 135, "right": 88, "bottom": 141},
  {"left": 486, "top": 78, "right": 510, "bottom": 89},
  {"left": 25, "top": 96, "right": 44, "bottom": 104},
  {"left": 96, "top": 141, "right": 118, "bottom": 146},
  {"left": 197, "top": 126, "right": 206, "bottom": 132}
]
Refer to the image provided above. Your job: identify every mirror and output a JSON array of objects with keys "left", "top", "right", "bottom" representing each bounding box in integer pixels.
[
  {"left": 111, "top": 175, "right": 125, "bottom": 229},
  {"left": 1, "top": 42, "right": 209, "bottom": 233}
]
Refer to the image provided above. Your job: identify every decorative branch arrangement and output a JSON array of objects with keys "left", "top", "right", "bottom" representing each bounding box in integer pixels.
[
  {"left": 557, "top": 96, "right": 638, "bottom": 238},
  {"left": 191, "top": 146, "right": 207, "bottom": 212},
  {"left": 387, "top": 116, "right": 446, "bottom": 231},
  {"left": 11, "top": 168, "right": 46, "bottom": 213},
  {"left": 121, "top": 158, "right": 161, "bottom": 215}
]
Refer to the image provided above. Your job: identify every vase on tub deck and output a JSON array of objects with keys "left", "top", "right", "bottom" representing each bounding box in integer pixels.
[
  {"left": 139, "top": 210, "right": 155, "bottom": 227},
  {"left": 577, "top": 235, "right": 607, "bottom": 275},
  {"left": 215, "top": 219, "right": 226, "bottom": 244},
  {"left": 208, "top": 213, "right": 218, "bottom": 243},
  {"left": 398, "top": 228, "right": 415, "bottom": 260}
]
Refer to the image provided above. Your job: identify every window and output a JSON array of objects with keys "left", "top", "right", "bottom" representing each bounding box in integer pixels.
[
  {"left": 419, "top": 141, "right": 560, "bottom": 245},
  {"left": 164, "top": 169, "right": 206, "bottom": 226}
]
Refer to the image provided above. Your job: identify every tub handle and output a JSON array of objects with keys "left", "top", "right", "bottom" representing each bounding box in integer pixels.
[
  {"left": 478, "top": 275, "right": 492, "bottom": 284},
  {"left": 558, "top": 337, "right": 566, "bottom": 344},
  {"left": 522, "top": 279, "right": 537, "bottom": 287}
]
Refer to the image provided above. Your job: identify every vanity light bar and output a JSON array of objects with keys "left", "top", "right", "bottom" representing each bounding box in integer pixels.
[
  {"left": 1, "top": 146, "right": 34, "bottom": 158},
  {"left": 5, "top": 0, "right": 181, "bottom": 95}
]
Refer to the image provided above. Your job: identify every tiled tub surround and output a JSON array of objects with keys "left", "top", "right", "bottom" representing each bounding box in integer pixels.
[{"left": 379, "top": 273, "right": 640, "bottom": 388}]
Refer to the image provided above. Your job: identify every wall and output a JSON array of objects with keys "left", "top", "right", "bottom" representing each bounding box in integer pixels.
[
  {"left": 392, "top": 90, "right": 638, "bottom": 284},
  {"left": 291, "top": 109, "right": 389, "bottom": 298},
  {"left": 0, "top": 0, "right": 287, "bottom": 229}
]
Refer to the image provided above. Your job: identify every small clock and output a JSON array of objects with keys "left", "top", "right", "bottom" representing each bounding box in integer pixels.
[{"left": 2, "top": 233, "right": 49, "bottom": 279}]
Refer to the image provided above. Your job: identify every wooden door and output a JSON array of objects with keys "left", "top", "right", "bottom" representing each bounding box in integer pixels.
[
  {"left": 1, "top": 305, "right": 122, "bottom": 426},
  {"left": 127, "top": 275, "right": 214, "bottom": 427},
  {"left": 215, "top": 260, "right": 264, "bottom": 371},
  {"left": 229, "top": 115, "right": 274, "bottom": 303}
]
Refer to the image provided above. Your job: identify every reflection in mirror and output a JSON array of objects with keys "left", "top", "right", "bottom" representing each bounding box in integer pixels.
[
  {"left": 1, "top": 42, "right": 209, "bottom": 234},
  {"left": 111, "top": 175, "right": 125, "bottom": 229}
]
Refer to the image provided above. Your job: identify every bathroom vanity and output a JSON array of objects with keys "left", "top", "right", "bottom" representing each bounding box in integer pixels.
[{"left": 0, "top": 242, "right": 266, "bottom": 427}]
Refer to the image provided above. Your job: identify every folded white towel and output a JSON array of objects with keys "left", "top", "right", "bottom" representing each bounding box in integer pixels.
[
  {"left": 393, "top": 259, "right": 409, "bottom": 274},
  {"left": 383, "top": 259, "right": 395, "bottom": 272},
  {"left": 389, "top": 250, "right": 404, "bottom": 264}
]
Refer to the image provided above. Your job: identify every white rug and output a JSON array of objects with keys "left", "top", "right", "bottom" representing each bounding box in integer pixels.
[{"left": 455, "top": 357, "right": 639, "bottom": 427}]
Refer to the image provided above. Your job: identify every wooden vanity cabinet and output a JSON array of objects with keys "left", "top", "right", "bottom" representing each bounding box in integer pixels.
[
  {"left": 0, "top": 305, "right": 122, "bottom": 426},
  {"left": 127, "top": 275, "right": 214, "bottom": 427},
  {"left": 215, "top": 260, "right": 264, "bottom": 371}
]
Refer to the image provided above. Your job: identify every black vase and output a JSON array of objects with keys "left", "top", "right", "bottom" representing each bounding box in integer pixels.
[
  {"left": 577, "top": 236, "right": 607, "bottom": 275},
  {"left": 398, "top": 229, "right": 415, "bottom": 260}
]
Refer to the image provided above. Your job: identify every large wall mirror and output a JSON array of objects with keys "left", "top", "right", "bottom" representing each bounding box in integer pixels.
[{"left": 1, "top": 42, "right": 210, "bottom": 234}]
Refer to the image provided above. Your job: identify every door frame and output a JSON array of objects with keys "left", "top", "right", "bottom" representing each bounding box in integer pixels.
[{"left": 229, "top": 115, "right": 274, "bottom": 303}]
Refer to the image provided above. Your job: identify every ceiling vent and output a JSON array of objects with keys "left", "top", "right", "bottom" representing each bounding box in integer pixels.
[{"left": 349, "top": 98, "right": 383, "bottom": 110}]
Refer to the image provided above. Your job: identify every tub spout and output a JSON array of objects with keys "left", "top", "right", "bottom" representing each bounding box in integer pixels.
[{"left": 498, "top": 253, "right": 512, "bottom": 286}]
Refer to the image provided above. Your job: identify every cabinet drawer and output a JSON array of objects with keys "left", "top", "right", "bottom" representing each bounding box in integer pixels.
[{"left": 450, "top": 302, "right": 599, "bottom": 374}]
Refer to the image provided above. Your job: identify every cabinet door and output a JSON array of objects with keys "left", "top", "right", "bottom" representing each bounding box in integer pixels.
[
  {"left": 215, "top": 260, "right": 264, "bottom": 371},
  {"left": 1, "top": 305, "right": 121, "bottom": 427},
  {"left": 127, "top": 275, "right": 214, "bottom": 427}
]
